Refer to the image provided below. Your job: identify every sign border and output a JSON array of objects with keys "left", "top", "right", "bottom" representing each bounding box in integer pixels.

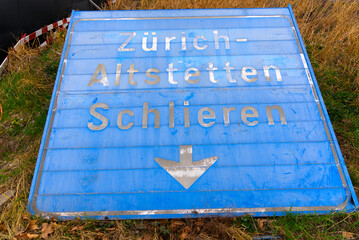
[{"left": 28, "top": 8, "right": 358, "bottom": 218}]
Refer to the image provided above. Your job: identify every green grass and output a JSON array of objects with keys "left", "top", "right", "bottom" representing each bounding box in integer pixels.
[
  {"left": 306, "top": 41, "right": 359, "bottom": 191},
  {"left": 271, "top": 212, "right": 357, "bottom": 239},
  {"left": 0, "top": 52, "right": 58, "bottom": 190}
]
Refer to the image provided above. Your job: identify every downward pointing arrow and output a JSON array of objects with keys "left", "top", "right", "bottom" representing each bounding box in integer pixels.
[{"left": 155, "top": 145, "right": 218, "bottom": 189}]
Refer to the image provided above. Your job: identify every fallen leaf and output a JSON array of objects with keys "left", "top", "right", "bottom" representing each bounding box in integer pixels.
[
  {"left": 171, "top": 220, "right": 184, "bottom": 226},
  {"left": 15, "top": 231, "right": 29, "bottom": 239},
  {"left": 180, "top": 226, "right": 191, "bottom": 240},
  {"left": 27, "top": 233, "right": 39, "bottom": 239},
  {"left": 41, "top": 222, "right": 54, "bottom": 239},
  {"left": 15, "top": 227, "right": 29, "bottom": 238},
  {"left": 71, "top": 226, "right": 84, "bottom": 231},
  {"left": 170, "top": 220, "right": 184, "bottom": 231},
  {"left": 342, "top": 231, "right": 354, "bottom": 239},
  {"left": 15, "top": 230, "right": 24, "bottom": 236},
  {"left": 106, "top": 227, "right": 116, "bottom": 231},
  {"left": 0, "top": 223, "right": 6, "bottom": 232},
  {"left": 27, "top": 220, "right": 39, "bottom": 231},
  {"left": 257, "top": 219, "right": 264, "bottom": 230},
  {"left": 16, "top": 219, "right": 39, "bottom": 237},
  {"left": 194, "top": 219, "right": 204, "bottom": 227},
  {"left": 143, "top": 234, "right": 153, "bottom": 240},
  {"left": 180, "top": 232, "right": 189, "bottom": 240}
]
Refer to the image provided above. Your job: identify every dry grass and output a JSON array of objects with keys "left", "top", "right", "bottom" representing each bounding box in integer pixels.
[
  {"left": 0, "top": 0, "right": 359, "bottom": 239},
  {"left": 0, "top": 31, "right": 65, "bottom": 238}
]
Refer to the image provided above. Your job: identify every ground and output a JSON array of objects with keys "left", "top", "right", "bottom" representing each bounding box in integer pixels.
[{"left": 0, "top": 0, "right": 359, "bottom": 239}]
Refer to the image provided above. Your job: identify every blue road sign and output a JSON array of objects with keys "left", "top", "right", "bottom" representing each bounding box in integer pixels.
[{"left": 28, "top": 6, "right": 358, "bottom": 219}]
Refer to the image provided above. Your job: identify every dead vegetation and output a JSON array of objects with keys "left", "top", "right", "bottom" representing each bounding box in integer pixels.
[{"left": 0, "top": 0, "right": 359, "bottom": 239}]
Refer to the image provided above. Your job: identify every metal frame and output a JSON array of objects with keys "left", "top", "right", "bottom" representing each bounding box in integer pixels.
[{"left": 28, "top": 7, "right": 358, "bottom": 219}]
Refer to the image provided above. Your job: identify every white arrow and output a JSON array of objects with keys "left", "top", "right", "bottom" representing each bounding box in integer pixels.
[{"left": 155, "top": 145, "right": 218, "bottom": 189}]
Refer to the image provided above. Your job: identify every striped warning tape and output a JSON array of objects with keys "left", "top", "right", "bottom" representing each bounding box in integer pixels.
[
  {"left": 39, "top": 22, "right": 69, "bottom": 49},
  {"left": 0, "top": 57, "right": 8, "bottom": 78},
  {"left": 0, "top": 16, "right": 71, "bottom": 77},
  {"left": 13, "top": 17, "right": 71, "bottom": 50}
]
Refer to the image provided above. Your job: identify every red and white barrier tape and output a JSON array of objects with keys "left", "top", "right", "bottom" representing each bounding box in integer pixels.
[
  {"left": 0, "top": 57, "right": 8, "bottom": 77},
  {"left": 39, "top": 22, "right": 69, "bottom": 49},
  {"left": 13, "top": 17, "right": 71, "bottom": 50},
  {"left": 0, "top": 16, "right": 71, "bottom": 77}
]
